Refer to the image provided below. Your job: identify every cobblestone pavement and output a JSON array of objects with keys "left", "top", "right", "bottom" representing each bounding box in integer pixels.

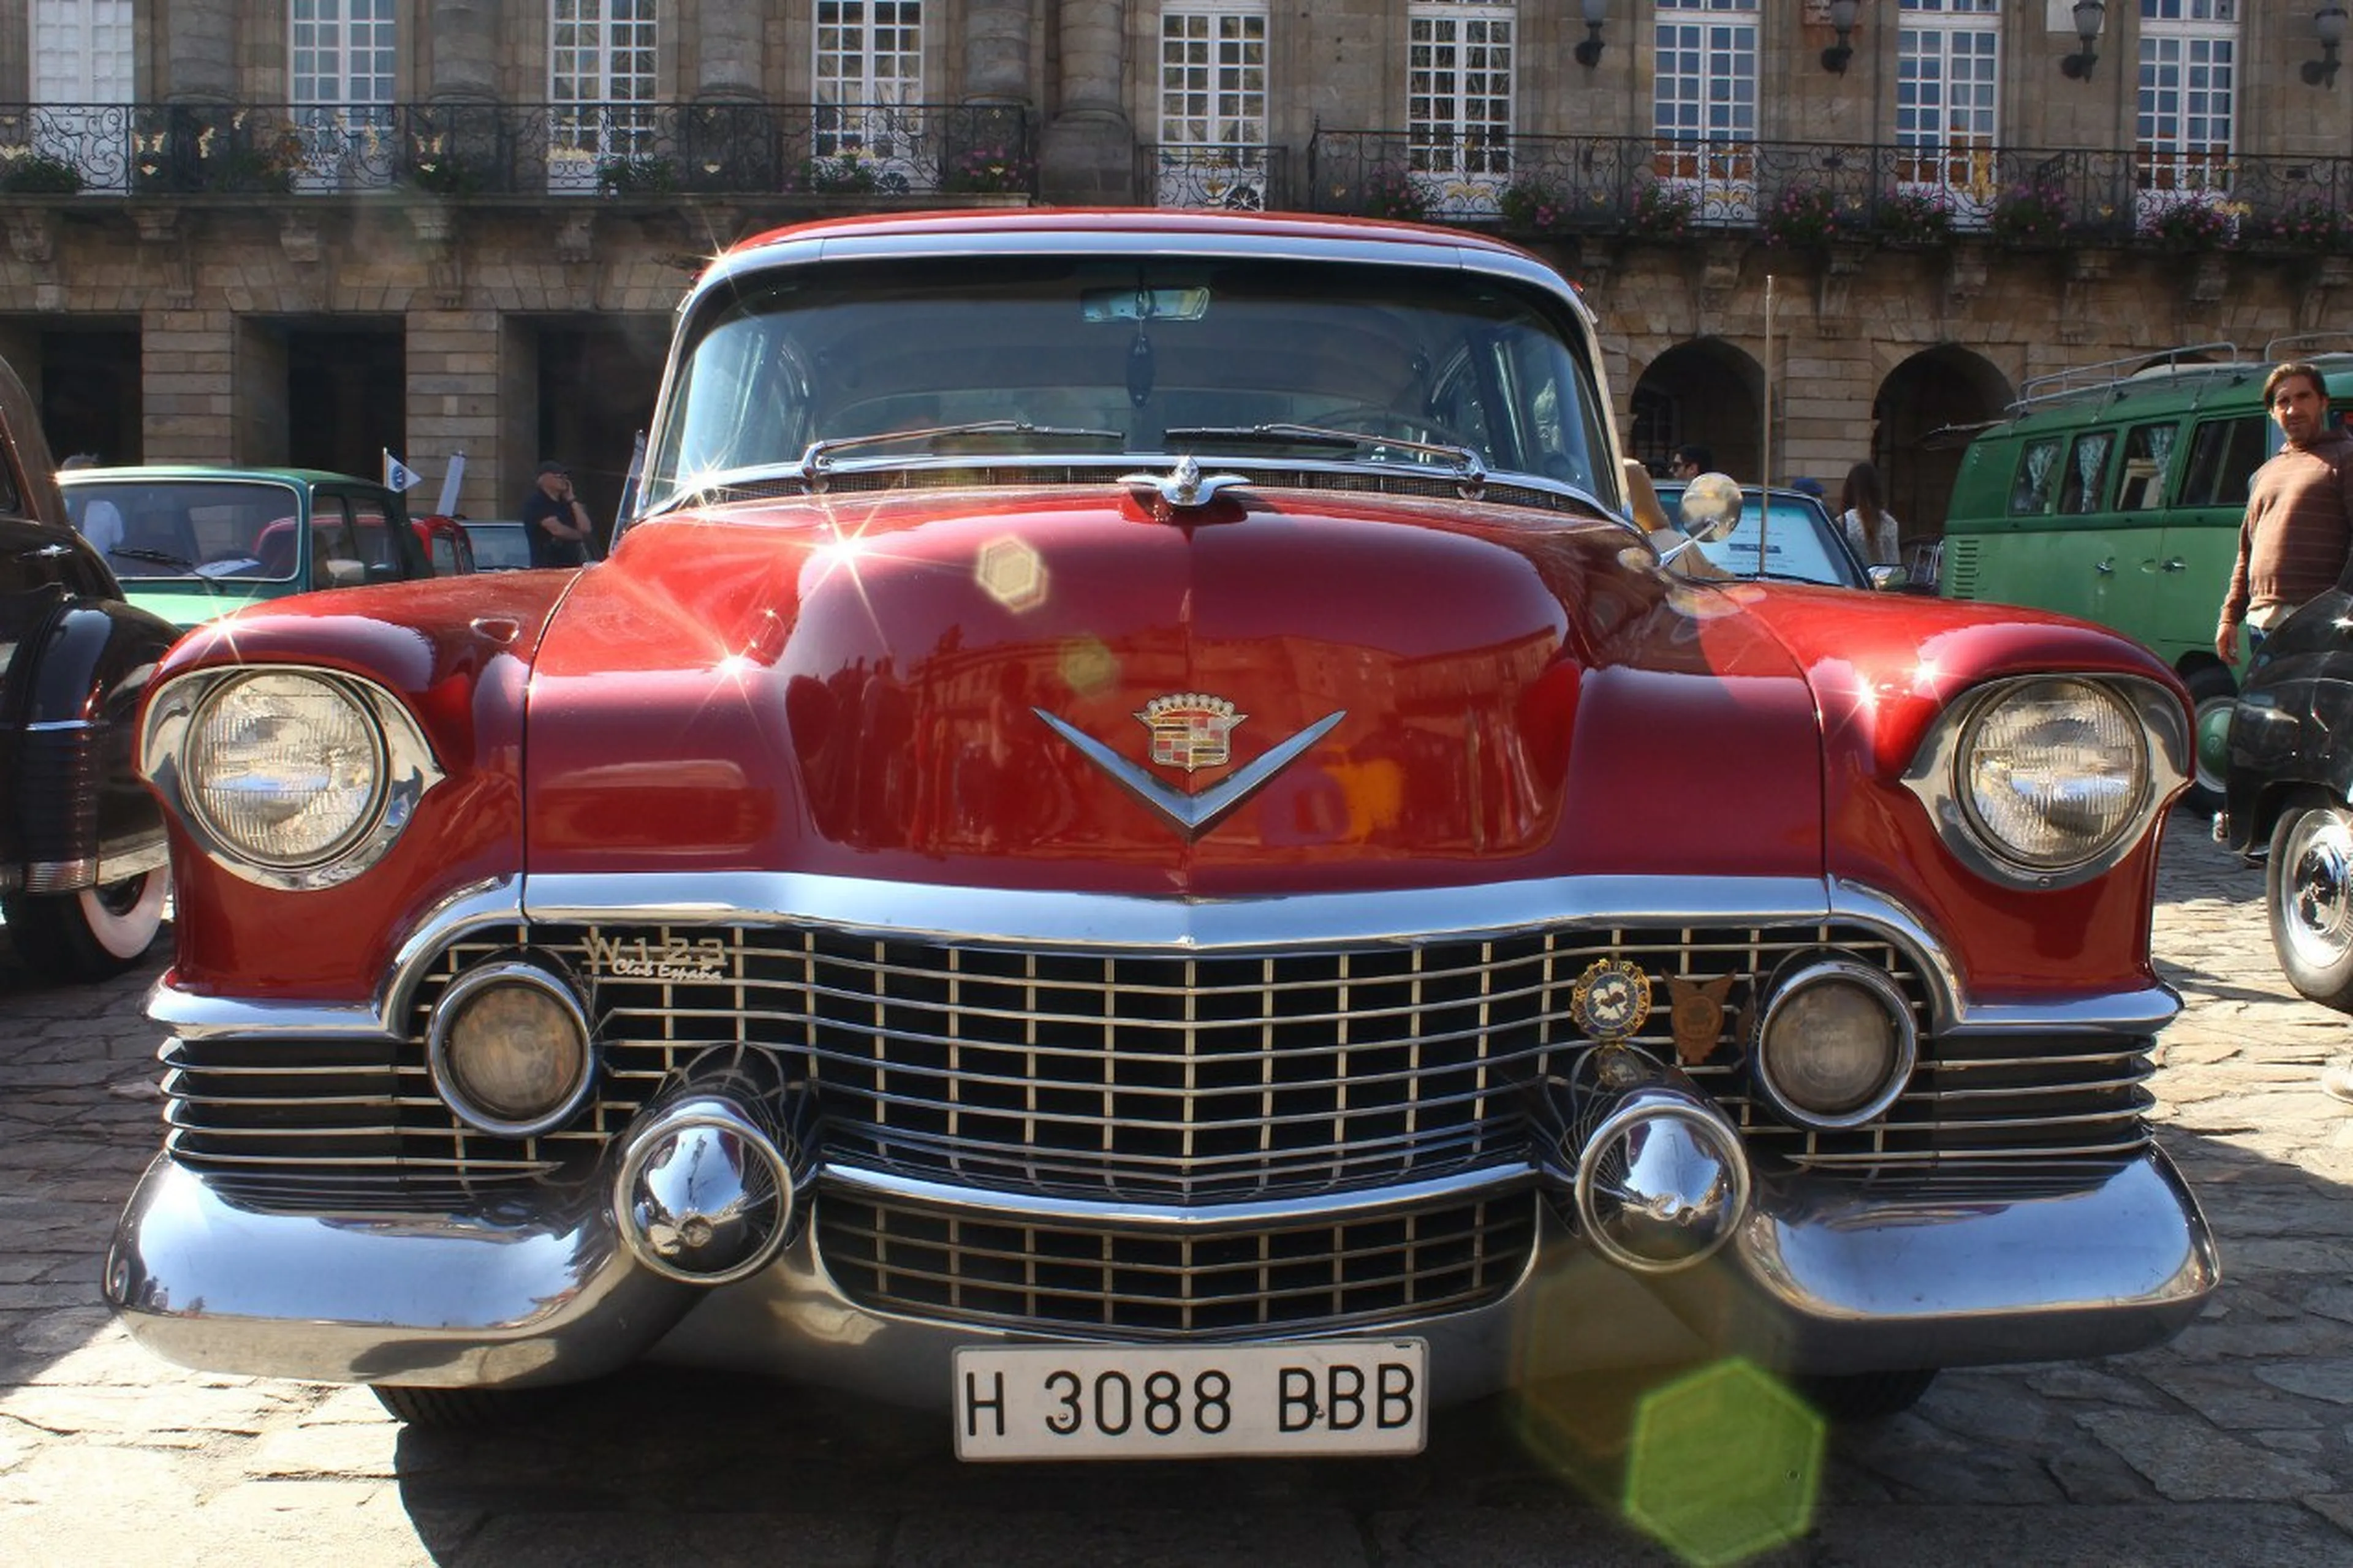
[{"left": 3, "top": 823, "right": 2352, "bottom": 1566}]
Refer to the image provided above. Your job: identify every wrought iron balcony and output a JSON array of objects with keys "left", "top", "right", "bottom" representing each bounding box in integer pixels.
[
  {"left": 1305, "top": 131, "right": 2353, "bottom": 255},
  {"left": 1139, "top": 145, "right": 1290, "bottom": 211},
  {"left": 0, "top": 101, "right": 1034, "bottom": 200}
]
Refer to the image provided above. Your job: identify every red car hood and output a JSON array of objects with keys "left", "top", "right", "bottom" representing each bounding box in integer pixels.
[{"left": 523, "top": 485, "right": 1824, "bottom": 894}]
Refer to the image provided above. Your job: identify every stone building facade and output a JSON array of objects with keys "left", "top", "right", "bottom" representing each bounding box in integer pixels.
[{"left": 0, "top": 0, "right": 2344, "bottom": 547}]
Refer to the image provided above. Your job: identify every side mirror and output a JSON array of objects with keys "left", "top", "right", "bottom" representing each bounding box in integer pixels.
[
  {"left": 1675, "top": 472, "right": 1745, "bottom": 542},
  {"left": 1867, "top": 564, "right": 1911, "bottom": 593}
]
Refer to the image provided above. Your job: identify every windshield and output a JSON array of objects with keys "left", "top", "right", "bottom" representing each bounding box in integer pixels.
[
  {"left": 1662, "top": 490, "right": 1861, "bottom": 587},
  {"left": 64, "top": 480, "right": 311, "bottom": 581},
  {"left": 643, "top": 255, "right": 1615, "bottom": 512}
]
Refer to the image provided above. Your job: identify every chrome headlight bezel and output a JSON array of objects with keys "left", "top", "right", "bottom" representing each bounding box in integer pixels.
[
  {"left": 142, "top": 665, "right": 445, "bottom": 891},
  {"left": 1901, "top": 673, "right": 2187, "bottom": 889},
  {"left": 1749, "top": 958, "right": 1919, "bottom": 1131},
  {"left": 427, "top": 957, "right": 597, "bottom": 1138}
]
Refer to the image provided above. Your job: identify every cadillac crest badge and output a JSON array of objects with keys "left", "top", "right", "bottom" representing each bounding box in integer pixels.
[
  {"left": 1137, "top": 692, "right": 1246, "bottom": 773},
  {"left": 1571, "top": 958, "right": 1652, "bottom": 1043}
]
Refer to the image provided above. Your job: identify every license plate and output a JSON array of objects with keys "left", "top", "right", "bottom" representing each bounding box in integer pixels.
[{"left": 953, "top": 1339, "right": 1427, "bottom": 1461}]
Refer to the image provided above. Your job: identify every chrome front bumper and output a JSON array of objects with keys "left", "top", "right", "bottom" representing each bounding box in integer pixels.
[{"left": 105, "top": 1149, "right": 2218, "bottom": 1401}]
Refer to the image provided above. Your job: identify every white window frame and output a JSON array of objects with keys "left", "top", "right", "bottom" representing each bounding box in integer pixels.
[
  {"left": 2137, "top": 0, "right": 2237, "bottom": 208},
  {"left": 1652, "top": 0, "right": 1759, "bottom": 225},
  {"left": 1895, "top": 1, "right": 1999, "bottom": 227},
  {"left": 289, "top": 0, "right": 397, "bottom": 191},
  {"left": 28, "top": 0, "right": 134, "bottom": 190},
  {"left": 1406, "top": 0, "right": 1514, "bottom": 219},
  {"left": 813, "top": 0, "right": 925, "bottom": 181},
  {"left": 549, "top": 0, "right": 659, "bottom": 193},
  {"left": 1156, "top": 0, "right": 1268, "bottom": 210}
]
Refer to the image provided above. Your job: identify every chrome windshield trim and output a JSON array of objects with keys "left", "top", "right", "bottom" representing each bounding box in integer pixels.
[{"left": 821, "top": 1162, "right": 1536, "bottom": 1229}]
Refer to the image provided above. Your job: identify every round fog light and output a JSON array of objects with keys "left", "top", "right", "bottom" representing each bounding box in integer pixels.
[
  {"left": 428, "top": 961, "right": 594, "bottom": 1136},
  {"left": 1751, "top": 961, "right": 1916, "bottom": 1130}
]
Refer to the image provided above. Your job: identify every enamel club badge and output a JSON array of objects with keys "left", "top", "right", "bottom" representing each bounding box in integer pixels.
[{"left": 1571, "top": 958, "right": 1653, "bottom": 1043}]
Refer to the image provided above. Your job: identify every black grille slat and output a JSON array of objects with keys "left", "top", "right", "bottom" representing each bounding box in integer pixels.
[{"left": 817, "top": 1191, "right": 1537, "bottom": 1338}]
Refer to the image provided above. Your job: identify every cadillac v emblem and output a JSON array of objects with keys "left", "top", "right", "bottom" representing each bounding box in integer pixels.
[
  {"left": 1139, "top": 692, "right": 1244, "bottom": 773},
  {"left": 1034, "top": 700, "right": 1346, "bottom": 841}
]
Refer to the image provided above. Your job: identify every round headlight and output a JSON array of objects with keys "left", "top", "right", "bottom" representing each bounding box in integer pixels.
[
  {"left": 1960, "top": 678, "right": 2148, "bottom": 870},
  {"left": 1751, "top": 961, "right": 1916, "bottom": 1130},
  {"left": 182, "top": 672, "right": 386, "bottom": 867},
  {"left": 428, "top": 962, "right": 595, "bottom": 1137}
]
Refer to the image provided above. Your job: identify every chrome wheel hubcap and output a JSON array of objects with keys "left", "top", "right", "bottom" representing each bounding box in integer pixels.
[{"left": 2285, "top": 817, "right": 2353, "bottom": 968}]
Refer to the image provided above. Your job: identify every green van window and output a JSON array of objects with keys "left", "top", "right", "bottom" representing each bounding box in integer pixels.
[
  {"left": 2058, "top": 430, "right": 2113, "bottom": 514},
  {"left": 2115, "top": 422, "right": 2176, "bottom": 511},
  {"left": 2010, "top": 436, "right": 2063, "bottom": 515},
  {"left": 2178, "top": 414, "right": 2267, "bottom": 507}
]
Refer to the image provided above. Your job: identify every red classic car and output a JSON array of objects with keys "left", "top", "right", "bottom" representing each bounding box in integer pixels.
[{"left": 107, "top": 211, "right": 2216, "bottom": 1456}]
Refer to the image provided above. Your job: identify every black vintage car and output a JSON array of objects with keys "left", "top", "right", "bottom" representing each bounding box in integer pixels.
[
  {"left": 0, "top": 360, "right": 178, "bottom": 978},
  {"left": 2216, "top": 590, "right": 2353, "bottom": 1007}
]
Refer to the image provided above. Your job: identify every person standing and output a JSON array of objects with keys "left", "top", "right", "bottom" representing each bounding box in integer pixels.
[
  {"left": 2216, "top": 362, "right": 2353, "bottom": 666},
  {"left": 1838, "top": 461, "right": 1901, "bottom": 568},
  {"left": 1667, "top": 444, "right": 1714, "bottom": 482},
  {"left": 2211, "top": 363, "right": 2353, "bottom": 1105},
  {"left": 522, "top": 460, "right": 594, "bottom": 568}
]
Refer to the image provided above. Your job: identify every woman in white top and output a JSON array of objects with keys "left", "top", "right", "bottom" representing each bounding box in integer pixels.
[{"left": 1838, "top": 461, "right": 1900, "bottom": 569}]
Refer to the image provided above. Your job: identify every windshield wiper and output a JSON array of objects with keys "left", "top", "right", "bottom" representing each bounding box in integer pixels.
[
  {"left": 1159, "top": 423, "right": 1486, "bottom": 487},
  {"left": 109, "top": 545, "right": 197, "bottom": 572},
  {"left": 800, "top": 419, "right": 1126, "bottom": 477}
]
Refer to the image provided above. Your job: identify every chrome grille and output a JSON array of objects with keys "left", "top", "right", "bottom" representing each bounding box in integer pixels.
[
  {"left": 157, "top": 918, "right": 2154, "bottom": 1200},
  {"left": 815, "top": 1188, "right": 1537, "bottom": 1338}
]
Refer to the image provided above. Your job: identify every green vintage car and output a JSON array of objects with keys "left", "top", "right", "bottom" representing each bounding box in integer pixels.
[
  {"left": 58, "top": 466, "right": 434, "bottom": 629},
  {"left": 1939, "top": 344, "right": 2353, "bottom": 809}
]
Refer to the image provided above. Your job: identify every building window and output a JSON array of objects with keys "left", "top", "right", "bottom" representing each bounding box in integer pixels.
[
  {"left": 1896, "top": 1, "right": 1998, "bottom": 222},
  {"left": 29, "top": 0, "right": 133, "bottom": 189},
  {"left": 1653, "top": 0, "right": 1757, "bottom": 223},
  {"left": 286, "top": 0, "right": 396, "bottom": 189},
  {"left": 292, "top": 0, "right": 395, "bottom": 104},
  {"left": 550, "top": 0, "right": 659, "bottom": 191},
  {"left": 1156, "top": 2, "right": 1268, "bottom": 210},
  {"left": 2138, "top": 0, "right": 2236, "bottom": 199},
  {"left": 1406, "top": 0, "right": 1514, "bottom": 218},
  {"left": 813, "top": 1, "right": 924, "bottom": 177}
]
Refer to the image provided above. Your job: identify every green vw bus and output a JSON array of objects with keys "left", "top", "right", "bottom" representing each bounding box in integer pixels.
[{"left": 1941, "top": 344, "right": 2353, "bottom": 807}]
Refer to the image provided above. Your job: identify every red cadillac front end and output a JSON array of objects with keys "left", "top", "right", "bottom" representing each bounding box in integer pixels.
[{"left": 105, "top": 211, "right": 2214, "bottom": 1456}]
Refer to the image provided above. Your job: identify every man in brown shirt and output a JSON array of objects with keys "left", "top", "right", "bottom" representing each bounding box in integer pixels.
[{"left": 2215, "top": 362, "right": 2353, "bottom": 664}]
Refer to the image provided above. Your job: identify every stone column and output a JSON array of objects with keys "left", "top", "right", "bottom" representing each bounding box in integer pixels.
[
  {"left": 162, "top": 0, "right": 237, "bottom": 102},
  {"left": 1039, "top": 0, "right": 1135, "bottom": 203},
  {"left": 693, "top": 0, "right": 766, "bottom": 100},
  {"left": 964, "top": 0, "right": 1032, "bottom": 104},
  {"left": 428, "top": 1, "right": 500, "bottom": 102},
  {"left": 422, "top": 1, "right": 501, "bottom": 194}
]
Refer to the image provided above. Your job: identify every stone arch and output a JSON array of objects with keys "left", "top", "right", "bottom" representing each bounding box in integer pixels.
[
  {"left": 1871, "top": 344, "right": 2013, "bottom": 561},
  {"left": 1629, "top": 338, "right": 1764, "bottom": 480}
]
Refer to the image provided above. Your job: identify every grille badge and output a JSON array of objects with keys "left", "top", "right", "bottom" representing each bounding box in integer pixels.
[{"left": 1034, "top": 705, "right": 1346, "bottom": 840}]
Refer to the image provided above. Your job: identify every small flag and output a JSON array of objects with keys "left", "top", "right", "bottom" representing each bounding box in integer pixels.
[
  {"left": 435, "top": 450, "right": 466, "bottom": 517},
  {"left": 383, "top": 450, "right": 422, "bottom": 493}
]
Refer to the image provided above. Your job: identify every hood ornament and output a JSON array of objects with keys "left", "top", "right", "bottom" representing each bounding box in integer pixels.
[
  {"left": 1036, "top": 700, "right": 1346, "bottom": 841},
  {"left": 1120, "top": 453, "right": 1251, "bottom": 513}
]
